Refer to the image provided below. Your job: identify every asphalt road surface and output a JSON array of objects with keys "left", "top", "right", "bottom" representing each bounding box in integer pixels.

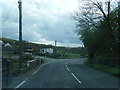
[{"left": 15, "top": 58, "right": 119, "bottom": 88}]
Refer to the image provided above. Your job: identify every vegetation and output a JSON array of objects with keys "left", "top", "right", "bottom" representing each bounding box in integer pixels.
[
  {"left": 12, "top": 61, "right": 30, "bottom": 76},
  {"left": 73, "top": 0, "right": 120, "bottom": 77},
  {"left": 1, "top": 37, "right": 87, "bottom": 59},
  {"left": 84, "top": 59, "right": 120, "bottom": 77},
  {"left": 54, "top": 46, "right": 87, "bottom": 59},
  {"left": 56, "top": 47, "right": 87, "bottom": 54},
  {"left": 57, "top": 53, "right": 81, "bottom": 59},
  {"left": 0, "top": 37, "right": 52, "bottom": 48},
  {"left": 23, "top": 55, "right": 33, "bottom": 61}
]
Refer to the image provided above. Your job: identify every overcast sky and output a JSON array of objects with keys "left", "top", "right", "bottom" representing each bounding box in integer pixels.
[{"left": 0, "top": 0, "right": 84, "bottom": 47}]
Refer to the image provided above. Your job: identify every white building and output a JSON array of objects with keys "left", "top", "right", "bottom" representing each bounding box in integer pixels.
[
  {"left": 24, "top": 52, "right": 32, "bottom": 55},
  {"left": 4, "top": 42, "right": 12, "bottom": 47},
  {"left": 40, "top": 48, "right": 53, "bottom": 54}
]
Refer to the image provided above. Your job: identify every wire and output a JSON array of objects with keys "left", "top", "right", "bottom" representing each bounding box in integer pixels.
[{"left": 2, "top": 1, "right": 16, "bottom": 23}]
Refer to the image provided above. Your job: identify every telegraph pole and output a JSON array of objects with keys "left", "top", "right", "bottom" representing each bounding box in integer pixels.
[
  {"left": 55, "top": 40, "right": 57, "bottom": 47},
  {"left": 54, "top": 40, "right": 57, "bottom": 54},
  {"left": 18, "top": 0, "right": 23, "bottom": 73}
]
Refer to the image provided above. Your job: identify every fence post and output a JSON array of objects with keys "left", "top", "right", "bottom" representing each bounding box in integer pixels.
[{"left": 2, "top": 59, "right": 13, "bottom": 88}]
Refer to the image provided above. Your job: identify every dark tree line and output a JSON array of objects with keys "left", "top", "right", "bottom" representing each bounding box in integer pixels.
[{"left": 73, "top": 0, "right": 120, "bottom": 65}]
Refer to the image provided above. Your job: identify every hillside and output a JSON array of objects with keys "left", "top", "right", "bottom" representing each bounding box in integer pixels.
[{"left": 1, "top": 37, "right": 87, "bottom": 56}]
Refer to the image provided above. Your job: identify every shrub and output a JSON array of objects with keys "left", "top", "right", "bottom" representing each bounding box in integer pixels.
[{"left": 23, "top": 55, "right": 33, "bottom": 60}]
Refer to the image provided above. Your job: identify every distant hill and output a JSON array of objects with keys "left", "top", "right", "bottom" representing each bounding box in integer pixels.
[
  {"left": 0, "top": 37, "right": 87, "bottom": 54},
  {"left": 0, "top": 37, "right": 51, "bottom": 48},
  {"left": 56, "top": 46, "right": 87, "bottom": 54}
]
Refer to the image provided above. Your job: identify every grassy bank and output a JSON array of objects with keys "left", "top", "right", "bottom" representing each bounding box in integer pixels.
[
  {"left": 84, "top": 59, "right": 120, "bottom": 78},
  {"left": 13, "top": 61, "right": 30, "bottom": 76}
]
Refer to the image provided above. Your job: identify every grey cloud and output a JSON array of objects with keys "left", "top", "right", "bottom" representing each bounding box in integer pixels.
[{"left": 1, "top": 0, "right": 83, "bottom": 47}]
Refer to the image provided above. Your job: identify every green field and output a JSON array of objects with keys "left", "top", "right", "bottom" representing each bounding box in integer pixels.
[{"left": 58, "top": 53, "right": 81, "bottom": 59}]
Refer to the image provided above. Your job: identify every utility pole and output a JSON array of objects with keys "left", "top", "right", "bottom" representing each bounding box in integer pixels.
[
  {"left": 81, "top": 44, "right": 83, "bottom": 57},
  {"left": 54, "top": 40, "right": 57, "bottom": 54},
  {"left": 55, "top": 40, "right": 57, "bottom": 47},
  {"left": 18, "top": 0, "right": 23, "bottom": 73}
]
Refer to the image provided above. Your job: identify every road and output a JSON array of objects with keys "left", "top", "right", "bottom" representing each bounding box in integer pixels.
[{"left": 15, "top": 58, "right": 119, "bottom": 88}]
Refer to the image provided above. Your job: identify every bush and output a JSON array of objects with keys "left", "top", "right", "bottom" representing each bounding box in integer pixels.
[
  {"left": 13, "top": 62, "right": 19, "bottom": 76},
  {"left": 90, "top": 64, "right": 120, "bottom": 77},
  {"left": 12, "top": 61, "right": 30, "bottom": 76},
  {"left": 23, "top": 55, "right": 33, "bottom": 60},
  {"left": 83, "top": 59, "right": 91, "bottom": 65},
  {"left": 46, "top": 53, "right": 59, "bottom": 58},
  {"left": 93, "top": 56, "right": 118, "bottom": 67}
]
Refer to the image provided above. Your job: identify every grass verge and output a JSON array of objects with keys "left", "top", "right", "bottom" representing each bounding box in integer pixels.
[
  {"left": 84, "top": 59, "right": 120, "bottom": 78},
  {"left": 13, "top": 61, "right": 30, "bottom": 76}
]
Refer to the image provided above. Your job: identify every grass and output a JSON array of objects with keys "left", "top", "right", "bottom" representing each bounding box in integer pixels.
[
  {"left": 57, "top": 53, "right": 81, "bottom": 59},
  {"left": 91, "top": 64, "right": 119, "bottom": 75},
  {"left": 13, "top": 62, "right": 19, "bottom": 76},
  {"left": 13, "top": 61, "right": 30, "bottom": 76},
  {"left": 84, "top": 59, "right": 120, "bottom": 77}
]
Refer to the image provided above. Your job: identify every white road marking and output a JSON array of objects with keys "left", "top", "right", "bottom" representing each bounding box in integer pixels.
[
  {"left": 67, "top": 67, "right": 70, "bottom": 71},
  {"left": 32, "top": 69, "right": 39, "bottom": 75},
  {"left": 71, "top": 73, "right": 82, "bottom": 84},
  {"left": 66, "top": 63, "right": 82, "bottom": 84},
  {"left": 15, "top": 81, "right": 26, "bottom": 88},
  {"left": 32, "top": 63, "right": 49, "bottom": 75},
  {"left": 15, "top": 61, "right": 53, "bottom": 88},
  {"left": 66, "top": 63, "right": 70, "bottom": 71}
]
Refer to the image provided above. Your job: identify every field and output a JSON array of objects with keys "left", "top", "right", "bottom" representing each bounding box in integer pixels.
[{"left": 57, "top": 53, "right": 81, "bottom": 59}]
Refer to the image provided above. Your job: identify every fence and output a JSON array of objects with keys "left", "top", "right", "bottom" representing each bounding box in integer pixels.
[
  {"left": 2, "top": 57, "right": 45, "bottom": 88},
  {"left": 2, "top": 59, "right": 13, "bottom": 88},
  {"left": 27, "top": 58, "right": 44, "bottom": 69}
]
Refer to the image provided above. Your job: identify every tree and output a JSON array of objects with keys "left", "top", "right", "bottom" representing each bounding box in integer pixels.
[
  {"left": 117, "top": 2, "right": 120, "bottom": 59},
  {"left": 73, "top": 0, "right": 119, "bottom": 59}
]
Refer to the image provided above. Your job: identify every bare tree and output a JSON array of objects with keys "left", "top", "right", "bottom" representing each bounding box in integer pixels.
[
  {"left": 73, "top": 1, "right": 102, "bottom": 36},
  {"left": 74, "top": 0, "right": 117, "bottom": 34},
  {"left": 73, "top": 0, "right": 119, "bottom": 58}
]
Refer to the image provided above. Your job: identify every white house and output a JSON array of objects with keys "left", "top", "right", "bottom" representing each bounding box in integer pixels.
[
  {"left": 24, "top": 49, "right": 33, "bottom": 55},
  {"left": 5, "top": 42, "right": 12, "bottom": 47},
  {"left": 24, "top": 52, "right": 32, "bottom": 55},
  {"left": 39, "top": 48, "right": 53, "bottom": 54}
]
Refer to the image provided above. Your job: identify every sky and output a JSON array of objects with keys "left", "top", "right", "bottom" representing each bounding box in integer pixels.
[{"left": 0, "top": 0, "right": 84, "bottom": 47}]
